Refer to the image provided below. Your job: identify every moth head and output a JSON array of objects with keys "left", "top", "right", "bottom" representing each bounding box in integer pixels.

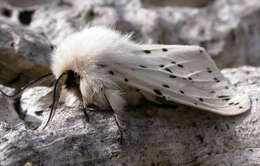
[
  {"left": 64, "top": 70, "right": 81, "bottom": 91},
  {"left": 41, "top": 69, "right": 83, "bottom": 130}
]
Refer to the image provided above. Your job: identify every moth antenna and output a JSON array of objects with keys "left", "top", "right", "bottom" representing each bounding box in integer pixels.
[
  {"left": 0, "top": 73, "right": 53, "bottom": 99},
  {"left": 41, "top": 72, "right": 67, "bottom": 130}
]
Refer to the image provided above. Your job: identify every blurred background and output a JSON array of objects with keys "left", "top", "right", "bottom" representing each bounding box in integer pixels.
[{"left": 0, "top": 0, "right": 260, "bottom": 88}]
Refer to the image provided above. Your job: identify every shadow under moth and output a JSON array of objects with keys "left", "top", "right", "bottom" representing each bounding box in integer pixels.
[{"left": 0, "top": 26, "right": 251, "bottom": 132}]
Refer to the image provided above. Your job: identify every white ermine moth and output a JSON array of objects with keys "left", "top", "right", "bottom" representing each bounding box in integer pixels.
[{"left": 0, "top": 26, "right": 251, "bottom": 130}]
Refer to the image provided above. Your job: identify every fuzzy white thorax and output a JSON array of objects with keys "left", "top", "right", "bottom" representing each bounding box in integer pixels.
[
  {"left": 51, "top": 26, "right": 142, "bottom": 110},
  {"left": 52, "top": 26, "right": 139, "bottom": 78}
]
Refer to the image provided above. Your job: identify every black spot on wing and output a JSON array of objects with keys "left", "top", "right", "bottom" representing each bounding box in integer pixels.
[
  {"left": 214, "top": 77, "right": 220, "bottom": 83},
  {"left": 199, "top": 98, "right": 204, "bottom": 102},
  {"left": 179, "top": 90, "right": 184, "bottom": 94},
  {"left": 153, "top": 89, "right": 162, "bottom": 96},
  {"left": 223, "top": 98, "right": 230, "bottom": 101},
  {"left": 217, "top": 95, "right": 229, "bottom": 98},
  {"left": 164, "top": 68, "right": 172, "bottom": 73},
  {"left": 162, "top": 48, "right": 168, "bottom": 52},
  {"left": 124, "top": 78, "right": 128, "bottom": 82},
  {"left": 169, "top": 75, "right": 177, "bottom": 79},
  {"left": 188, "top": 77, "right": 192, "bottom": 81},
  {"left": 159, "top": 65, "right": 164, "bottom": 68},
  {"left": 139, "top": 65, "right": 147, "bottom": 68},
  {"left": 207, "top": 67, "right": 212, "bottom": 73},
  {"left": 210, "top": 90, "right": 215, "bottom": 94},
  {"left": 177, "top": 64, "right": 184, "bottom": 68},
  {"left": 171, "top": 61, "right": 176, "bottom": 64},
  {"left": 144, "top": 50, "right": 151, "bottom": 54},
  {"left": 162, "top": 84, "right": 170, "bottom": 88}
]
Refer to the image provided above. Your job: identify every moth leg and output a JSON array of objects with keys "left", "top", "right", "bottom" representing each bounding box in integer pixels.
[
  {"left": 71, "top": 86, "right": 90, "bottom": 123},
  {"left": 111, "top": 108, "right": 123, "bottom": 145},
  {"left": 104, "top": 89, "right": 125, "bottom": 145},
  {"left": 81, "top": 106, "right": 89, "bottom": 122},
  {"left": 80, "top": 95, "right": 91, "bottom": 123}
]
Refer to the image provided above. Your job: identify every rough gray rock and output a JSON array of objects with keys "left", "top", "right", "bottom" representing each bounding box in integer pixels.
[
  {"left": 0, "top": 17, "right": 52, "bottom": 88},
  {"left": 142, "top": 0, "right": 214, "bottom": 7},
  {"left": 0, "top": 66, "right": 259, "bottom": 166},
  {"left": 2, "top": 0, "right": 260, "bottom": 67},
  {"left": 0, "top": 0, "right": 53, "bottom": 8},
  {"left": 0, "top": 85, "right": 24, "bottom": 138}
]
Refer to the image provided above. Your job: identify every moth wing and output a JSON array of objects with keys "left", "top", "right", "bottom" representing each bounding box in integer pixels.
[{"left": 106, "top": 45, "right": 251, "bottom": 116}]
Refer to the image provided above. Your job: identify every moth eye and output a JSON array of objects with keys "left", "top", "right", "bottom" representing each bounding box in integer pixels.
[
  {"left": 153, "top": 89, "right": 162, "bottom": 96},
  {"left": 162, "top": 48, "right": 168, "bottom": 52},
  {"left": 144, "top": 50, "right": 151, "bottom": 54},
  {"left": 50, "top": 44, "right": 54, "bottom": 50},
  {"left": 124, "top": 78, "right": 128, "bottom": 82},
  {"left": 108, "top": 71, "right": 114, "bottom": 75},
  {"left": 177, "top": 64, "right": 184, "bottom": 68},
  {"left": 136, "top": 89, "right": 140, "bottom": 92},
  {"left": 164, "top": 68, "right": 172, "bottom": 73}
]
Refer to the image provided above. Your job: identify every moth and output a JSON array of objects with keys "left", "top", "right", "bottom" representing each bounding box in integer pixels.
[{"left": 0, "top": 26, "right": 251, "bottom": 130}]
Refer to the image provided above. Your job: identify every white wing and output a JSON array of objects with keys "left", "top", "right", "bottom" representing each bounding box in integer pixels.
[{"left": 102, "top": 45, "right": 251, "bottom": 116}]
